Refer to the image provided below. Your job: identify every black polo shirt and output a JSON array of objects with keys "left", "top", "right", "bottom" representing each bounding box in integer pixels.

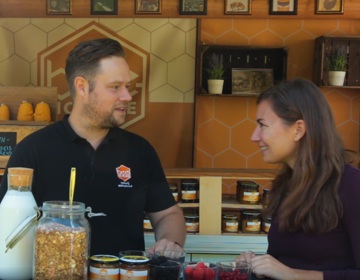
[{"left": 0, "top": 115, "right": 176, "bottom": 255}]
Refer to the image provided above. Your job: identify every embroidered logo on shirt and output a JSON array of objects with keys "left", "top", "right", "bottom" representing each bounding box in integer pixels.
[{"left": 116, "top": 165, "right": 131, "bottom": 182}]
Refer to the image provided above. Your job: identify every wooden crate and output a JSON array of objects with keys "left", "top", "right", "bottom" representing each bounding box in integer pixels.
[
  {"left": 0, "top": 87, "right": 58, "bottom": 169},
  {"left": 313, "top": 36, "right": 360, "bottom": 87}
]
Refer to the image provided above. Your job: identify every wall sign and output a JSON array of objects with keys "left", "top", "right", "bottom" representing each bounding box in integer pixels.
[{"left": 0, "top": 132, "right": 16, "bottom": 156}]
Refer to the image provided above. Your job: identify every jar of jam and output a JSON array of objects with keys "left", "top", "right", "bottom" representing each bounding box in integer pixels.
[
  {"left": 181, "top": 179, "right": 199, "bottom": 203},
  {"left": 185, "top": 214, "right": 199, "bottom": 233},
  {"left": 241, "top": 211, "right": 261, "bottom": 234},
  {"left": 222, "top": 214, "right": 239, "bottom": 233},
  {"left": 89, "top": 255, "right": 120, "bottom": 280},
  {"left": 236, "top": 181, "right": 260, "bottom": 204},
  {"left": 119, "top": 255, "right": 149, "bottom": 279},
  {"left": 169, "top": 183, "right": 179, "bottom": 202},
  {"left": 262, "top": 188, "right": 271, "bottom": 206},
  {"left": 143, "top": 214, "right": 153, "bottom": 231},
  {"left": 262, "top": 216, "right": 272, "bottom": 233}
]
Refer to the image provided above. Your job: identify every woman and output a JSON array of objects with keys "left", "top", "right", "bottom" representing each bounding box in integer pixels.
[{"left": 238, "top": 79, "right": 360, "bottom": 280}]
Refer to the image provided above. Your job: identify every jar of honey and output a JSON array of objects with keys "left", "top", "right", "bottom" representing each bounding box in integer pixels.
[
  {"left": 181, "top": 179, "right": 199, "bottom": 203},
  {"left": 262, "top": 216, "right": 272, "bottom": 233},
  {"left": 236, "top": 181, "right": 260, "bottom": 204},
  {"left": 185, "top": 214, "right": 199, "bottom": 233},
  {"left": 222, "top": 214, "right": 239, "bottom": 233},
  {"left": 262, "top": 188, "right": 271, "bottom": 206},
  {"left": 143, "top": 214, "right": 153, "bottom": 231},
  {"left": 241, "top": 211, "right": 261, "bottom": 234},
  {"left": 169, "top": 183, "right": 179, "bottom": 202},
  {"left": 119, "top": 255, "right": 149, "bottom": 279},
  {"left": 89, "top": 255, "right": 120, "bottom": 280}
]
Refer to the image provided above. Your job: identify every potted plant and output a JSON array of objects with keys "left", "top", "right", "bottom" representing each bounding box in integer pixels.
[
  {"left": 205, "top": 53, "right": 225, "bottom": 94},
  {"left": 327, "top": 46, "right": 347, "bottom": 86}
]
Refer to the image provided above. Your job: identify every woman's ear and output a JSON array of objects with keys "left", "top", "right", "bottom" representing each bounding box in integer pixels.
[
  {"left": 294, "top": 119, "right": 306, "bottom": 141},
  {"left": 74, "top": 76, "right": 89, "bottom": 97}
]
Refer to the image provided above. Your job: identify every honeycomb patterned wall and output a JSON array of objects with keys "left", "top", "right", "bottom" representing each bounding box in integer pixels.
[{"left": 196, "top": 19, "right": 360, "bottom": 193}]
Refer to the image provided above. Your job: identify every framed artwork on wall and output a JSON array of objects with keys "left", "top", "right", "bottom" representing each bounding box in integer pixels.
[
  {"left": 269, "top": 0, "right": 297, "bottom": 15},
  {"left": 91, "top": 0, "right": 117, "bottom": 15},
  {"left": 179, "top": 0, "right": 207, "bottom": 15},
  {"left": 47, "top": 0, "right": 71, "bottom": 15},
  {"left": 232, "top": 68, "right": 274, "bottom": 95},
  {"left": 315, "top": 0, "right": 344, "bottom": 14},
  {"left": 224, "top": 0, "right": 251, "bottom": 15},
  {"left": 135, "top": 0, "right": 162, "bottom": 14}
]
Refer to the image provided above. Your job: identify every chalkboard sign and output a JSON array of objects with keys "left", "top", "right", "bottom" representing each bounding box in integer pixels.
[{"left": 0, "top": 132, "right": 16, "bottom": 156}]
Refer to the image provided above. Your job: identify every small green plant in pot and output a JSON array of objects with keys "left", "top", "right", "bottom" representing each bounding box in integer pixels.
[
  {"left": 205, "top": 53, "right": 225, "bottom": 94},
  {"left": 327, "top": 46, "right": 347, "bottom": 86}
]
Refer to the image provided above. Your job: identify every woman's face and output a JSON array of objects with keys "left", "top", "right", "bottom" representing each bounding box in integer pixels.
[{"left": 251, "top": 100, "right": 300, "bottom": 169}]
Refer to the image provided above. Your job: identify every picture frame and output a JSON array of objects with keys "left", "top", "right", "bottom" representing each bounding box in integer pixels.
[
  {"left": 224, "top": 0, "right": 251, "bottom": 15},
  {"left": 269, "top": 0, "right": 297, "bottom": 15},
  {"left": 91, "top": 0, "right": 118, "bottom": 15},
  {"left": 315, "top": 0, "right": 344, "bottom": 14},
  {"left": 232, "top": 68, "right": 274, "bottom": 95},
  {"left": 47, "top": 0, "right": 71, "bottom": 15},
  {"left": 135, "top": 0, "right": 162, "bottom": 14},
  {"left": 179, "top": 0, "right": 207, "bottom": 15}
]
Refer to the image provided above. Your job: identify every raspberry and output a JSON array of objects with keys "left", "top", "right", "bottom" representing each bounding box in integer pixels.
[
  {"left": 185, "top": 266, "right": 193, "bottom": 278},
  {"left": 204, "top": 268, "right": 216, "bottom": 280},
  {"left": 193, "top": 268, "right": 205, "bottom": 279}
]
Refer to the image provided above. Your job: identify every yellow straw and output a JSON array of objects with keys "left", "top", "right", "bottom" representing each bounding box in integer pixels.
[{"left": 69, "top": 167, "right": 76, "bottom": 206}]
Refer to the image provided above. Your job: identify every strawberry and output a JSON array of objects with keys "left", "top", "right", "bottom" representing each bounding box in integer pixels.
[
  {"left": 195, "top": 262, "right": 207, "bottom": 269},
  {"left": 192, "top": 268, "right": 205, "bottom": 279},
  {"left": 185, "top": 266, "right": 193, "bottom": 278},
  {"left": 204, "top": 268, "right": 216, "bottom": 279}
]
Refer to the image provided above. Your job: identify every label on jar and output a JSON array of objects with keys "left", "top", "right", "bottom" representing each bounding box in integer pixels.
[
  {"left": 245, "top": 221, "right": 261, "bottom": 232},
  {"left": 120, "top": 269, "right": 148, "bottom": 279},
  {"left": 143, "top": 219, "right": 152, "bottom": 230},
  {"left": 89, "top": 267, "right": 120, "bottom": 279},
  {"left": 182, "top": 190, "right": 197, "bottom": 200},
  {"left": 243, "top": 191, "right": 260, "bottom": 202},
  {"left": 173, "top": 193, "right": 178, "bottom": 202},
  {"left": 186, "top": 222, "right": 199, "bottom": 232},
  {"left": 224, "top": 221, "right": 239, "bottom": 232}
]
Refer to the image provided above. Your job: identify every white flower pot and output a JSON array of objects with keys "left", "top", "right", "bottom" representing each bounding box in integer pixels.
[
  {"left": 207, "top": 79, "right": 224, "bottom": 94},
  {"left": 328, "top": 71, "right": 346, "bottom": 86}
]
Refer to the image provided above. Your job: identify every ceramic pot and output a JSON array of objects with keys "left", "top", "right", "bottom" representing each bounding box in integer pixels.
[
  {"left": 328, "top": 71, "right": 346, "bottom": 86},
  {"left": 207, "top": 79, "right": 224, "bottom": 94}
]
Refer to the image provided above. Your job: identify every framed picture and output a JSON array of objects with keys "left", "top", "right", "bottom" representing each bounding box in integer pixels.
[
  {"left": 47, "top": 0, "right": 71, "bottom": 15},
  {"left": 232, "top": 68, "right": 274, "bottom": 95},
  {"left": 136, "top": 0, "right": 161, "bottom": 14},
  {"left": 91, "top": 0, "right": 117, "bottom": 15},
  {"left": 315, "top": 0, "right": 344, "bottom": 14},
  {"left": 269, "top": 0, "right": 297, "bottom": 15},
  {"left": 224, "top": 0, "right": 251, "bottom": 15},
  {"left": 179, "top": 0, "right": 207, "bottom": 15}
]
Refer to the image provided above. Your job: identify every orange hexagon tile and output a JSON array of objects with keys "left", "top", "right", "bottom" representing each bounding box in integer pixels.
[
  {"left": 216, "top": 30, "right": 249, "bottom": 46},
  {"left": 303, "top": 20, "right": 338, "bottom": 37},
  {"left": 337, "top": 122, "right": 359, "bottom": 151},
  {"left": 233, "top": 19, "right": 268, "bottom": 38},
  {"left": 250, "top": 31, "right": 283, "bottom": 47},
  {"left": 231, "top": 120, "right": 258, "bottom": 156},
  {"left": 196, "top": 96, "right": 214, "bottom": 125},
  {"left": 194, "top": 150, "right": 213, "bottom": 168},
  {"left": 214, "top": 97, "right": 247, "bottom": 126},
  {"left": 214, "top": 149, "right": 246, "bottom": 169},
  {"left": 197, "top": 120, "right": 230, "bottom": 155},
  {"left": 201, "top": 19, "right": 233, "bottom": 38},
  {"left": 326, "top": 92, "right": 351, "bottom": 125},
  {"left": 268, "top": 19, "right": 302, "bottom": 38}
]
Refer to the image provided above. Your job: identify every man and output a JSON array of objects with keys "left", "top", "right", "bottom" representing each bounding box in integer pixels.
[{"left": 0, "top": 38, "right": 186, "bottom": 255}]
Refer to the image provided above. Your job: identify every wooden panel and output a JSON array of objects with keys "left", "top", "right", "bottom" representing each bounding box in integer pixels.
[
  {"left": 0, "top": 0, "right": 359, "bottom": 19},
  {"left": 199, "top": 176, "right": 222, "bottom": 235},
  {"left": 0, "top": 87, "right": 58, "bottom": 121}
]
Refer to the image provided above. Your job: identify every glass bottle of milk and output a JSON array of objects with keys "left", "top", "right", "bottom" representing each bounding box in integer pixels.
[{"left": 0, "top": 167, "right": 37, "bottom": 280}]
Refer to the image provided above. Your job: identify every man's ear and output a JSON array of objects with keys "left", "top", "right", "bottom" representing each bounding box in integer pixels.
[
  {"left": 74, "top": 76, "right": 89, "bottom": 97},
  {"left": 294, "top": 119, "right": 306, "bottom": 141}
]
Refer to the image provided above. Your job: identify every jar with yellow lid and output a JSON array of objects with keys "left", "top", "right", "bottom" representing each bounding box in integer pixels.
[
  {"left": 89, "top": 254, "right": 120, "bottom": 280},
  {"left": 236, "top": 181, "right": 260, "bottom": 204},
  {"left": 185, "top": 214, "right": 199, "bottom": 233},
  {"left": 119, "top": 255, "right": 149, "bottom": 279}
]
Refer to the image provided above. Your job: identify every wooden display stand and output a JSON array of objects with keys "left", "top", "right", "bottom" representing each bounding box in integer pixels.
[{"left": 0, "top": 87, "right": 58, "bottom": 170}]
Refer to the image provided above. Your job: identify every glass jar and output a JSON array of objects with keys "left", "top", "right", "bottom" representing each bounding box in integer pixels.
[
  {"left": 185, "top": 214, "right": 199, "bottom": 233},
  {"left": 34, "top": 201, "right": 90, "bottom": 280},
  {"left": 236, "top": 181, "right": 260, "bottom": 204},
  {"left": 222, "top": 214, "right": 239, "bottom": 233},
  {"left": 262, "top": 188, "right": 270, "bottom": 206},
  {"left": 143, "top": 214, "right": 153, "bottom": 231},
  {"left": 169, "top": 183, "right": 179, "bottom": 202},
  {"left": 89, "top": 255, "right": 120, "bottom": 280},
  {"left": 241, "top": 211, "right": 261, "bottom": 234},
  {"left": 180, "top": 179, "right": 199, "bottom": 203},
  {"left": 262, "top": 216, "right": 272, "bottom": 233},
  {"left": 119, "top": 255, "right": 149, "bottom": 279}
]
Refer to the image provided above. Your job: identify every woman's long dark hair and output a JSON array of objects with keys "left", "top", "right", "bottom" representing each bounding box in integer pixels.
[{"left": 261, "top": 78, "right": 345, "bottom": 233}]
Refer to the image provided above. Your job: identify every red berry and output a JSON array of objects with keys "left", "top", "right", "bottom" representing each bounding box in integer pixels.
[
  {"left": 193, "top": 268, "right": 205, "bottom": 279},
  {"left": 204, "top": 268, "right": 216, "bottom": 279},
  {"left": 195, "top": 262, "right": 207, "bottom": 269},
  {"left": 185, "top": 267, "right": 193, "bottom": 277}
]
